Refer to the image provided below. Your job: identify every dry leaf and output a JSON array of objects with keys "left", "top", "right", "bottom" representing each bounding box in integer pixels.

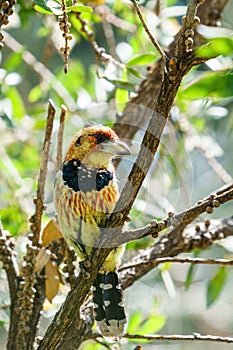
[
  {"left": 35, "top": 248, "right": 51, "bottom": 272},
  {"left": 45, "top": 260, "right": 60, "bottom": 303},
  {"left": 41, "top": 218, "right": 63, "bottom": 247}
]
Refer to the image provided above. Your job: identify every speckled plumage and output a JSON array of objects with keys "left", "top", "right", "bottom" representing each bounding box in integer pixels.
[{"left": 54, "top": 125, "right": 129, "bottom": 337}]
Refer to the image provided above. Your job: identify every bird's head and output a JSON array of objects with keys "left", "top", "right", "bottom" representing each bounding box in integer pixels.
[{"left": 64, "top": 125, "right": 130, "bottom": 168}]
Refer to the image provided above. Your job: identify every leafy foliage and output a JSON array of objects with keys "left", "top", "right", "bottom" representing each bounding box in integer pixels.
[
  {"left": 127, "top": 311, "right": 166, "bottom": 342},
  {"left": 207, "top": 266, "right": 227, "bottom": 308}
]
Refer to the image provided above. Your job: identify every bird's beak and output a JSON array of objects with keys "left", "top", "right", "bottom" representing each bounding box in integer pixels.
[{"left": 100, "top": 139, "right": 131, "bottom": 155}]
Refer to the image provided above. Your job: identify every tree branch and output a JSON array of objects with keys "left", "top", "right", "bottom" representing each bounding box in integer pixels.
[
  {"left": 113, "top": 0, "right": 229, "bottom": 140},
  {"left": 109, "top": 183, "right": 233, "bottom": 246},
  {"left": 29, "top": 100, "right": 56, "bottom": 246},
  {"left": 56, "top": 104, "right": 67, "bottom": 171},
  {"left": 7, "top": 102, "right": 56, "bottom": 350},
  {"left": 124, "top": 332, "right": 233, "bottom": 343},
  {"left": 130, "top": 0, "right": 167, "bottom": 60},
  {"left": 178, "top": 114, "right": 233, "bottom": 184},
  {"left": 88, "top": 329, "right": 233, "bottom": 344},
  {"left": 76, "top": 12, "right": 125, "bottom": 69},
  {"left": 40, "top": 215, "right": 233, "bottom": 348},
  {"left": 120, "top": 216, "right": 233, "bottom": 290},
  {"left": 119, "top": 255, "right": 233, "bottom": 273}
]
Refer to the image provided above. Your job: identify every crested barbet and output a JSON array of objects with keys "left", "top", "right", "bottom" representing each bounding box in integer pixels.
[{"left": 54, "top": 124, "right": 130, "bottom": 337}]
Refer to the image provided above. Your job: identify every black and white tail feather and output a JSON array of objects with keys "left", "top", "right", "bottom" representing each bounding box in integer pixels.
[{"left": 93, "top": 272, "right": 127, "bottom": 337}]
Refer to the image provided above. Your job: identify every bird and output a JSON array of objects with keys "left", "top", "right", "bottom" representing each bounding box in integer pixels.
[{"left": 54, "top": 124, "right": 130, "bottom": 337}]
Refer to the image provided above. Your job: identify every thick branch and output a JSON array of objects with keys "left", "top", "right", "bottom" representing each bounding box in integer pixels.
[{"left": 49, "top": 216, "right": 233, "bottom": 348}]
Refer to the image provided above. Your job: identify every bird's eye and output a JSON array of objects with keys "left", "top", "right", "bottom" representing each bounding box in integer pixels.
[
  {"left": 95, "top": 132, "right": 110, "bottom": 144},
  {"left": 75, "top": 136, "right": 82, "bottom": 146}
]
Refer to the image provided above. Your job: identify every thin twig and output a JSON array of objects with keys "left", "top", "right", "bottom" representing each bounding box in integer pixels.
[
  {"left": 76, "top": 12, "right": 125, "bottom": 69},
  {"left": 119, "top": 257, "right": 233, "bottom": 272},
  {"left": 105, "top": 12, "right": 137, "bottom": 33},
  {"left": 102, "top": 20, "right": 117, "bottom": 59},
  {"left": 130, "top": 0, "right": 167, "bottom": 60},
  {"left": 125, "top": 333, "right": 233, "bottom": 343},
  {"left": 30, "top": 100, "right": 56, "bottom": 246},
  {"left": 56, "top": 105, "right": 67, "bottom": 171},
  {"left": 178, "top": 114, "right": 233, "bottom": 184}
]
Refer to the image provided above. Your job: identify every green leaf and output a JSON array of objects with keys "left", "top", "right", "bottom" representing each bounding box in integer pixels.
[
  {"left": 115, "top": 88, "right": 128, "bottom": 113},
  {"left": 32, "top": 0, "right": 53, "bottom": 13},
  {"left": 0, "top": 203, "right": 27, "bottom": 236},
  {"left": 28, "top": 85, "right": 43, "bottom": 103},
  {"left": 34, "top": 4, "right": 53, "bottom": 14},
  {"left": 4, "top": 51, "right": 24, "bottom": 71},
  {"left": 185, "top": 249, "right": 200, "bottom": 290},
  {"left": 185, "top": 263, "right": 195, "bottom": 290},
  {"left": 137, "top": 314, "right": 166, "bottom": 335},
  {"left": 0, "top": 112, "right": 14, "bottom": 128},
  {"left": 78, "top": 340, "right": 103, "bottom": 350},
  {"left": 127, "top": 311, "right": 143, "bottom": 334},
  {"left": 197, "top": 37, "right": 233, "bottom": 58},
  {"left": 127, "top": 311, "right": 166, "bottom": 335},
  {"left": 33, "top": 0, "right": 63, "bottom": 15},
  {"left": 167, "top": 0, "right": 178, "bottom": 5},
  {"left": 207, "top": 266, "right": 227, "bottom": 308},
  {"left": 67, "top": 5, "right": 93, "bottom": 13},
  {"left": 103, "top": 77, "right": 135, "bottom": 91},
  {"left": 6, "top": 87, "right": 26, "bottom": 119},
  {"left": 128, "top": 313, "right": 166, "bottom": 343},
  {"left": 182, "top": 70, "right": 233, "bottom": 99},
  {"left": 127, "top": 67, "right": 143, "bottom": 78},
  {"left": 126, "top": 53, "right": 157, "bottom": 66}
]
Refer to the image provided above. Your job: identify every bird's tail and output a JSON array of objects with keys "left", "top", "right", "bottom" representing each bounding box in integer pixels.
[{"left": 93, "top": 272, "right": 127, "bottom": 337}]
